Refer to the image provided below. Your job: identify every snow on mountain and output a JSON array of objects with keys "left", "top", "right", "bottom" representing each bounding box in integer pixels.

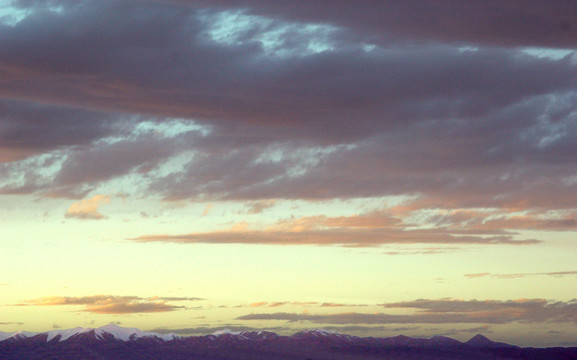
[
  {"left": 210, "top": 328, "right": 244, "bottom": 336},
  {"left": 1, "top": 326, "right": 576, "bottom": 360},
  {"left": 239, "top": 330, "right": 279, "bottom": 340},
  {"left": 302, "top": 329, "right": 340, "bottom": 336},
  {"left": 46, "top": 327, "right": 91, "bottom": 342},
  {"left": 0, "top": 324, "right": 523, "bottom": 350},
  {"left": 293, "top": 328, "right": 357, "bottom": 343},
  {"left": 94, "top": 323, "right": 178, "bottom": 341},
  {"left": 0, "top": 324, "right": 178, "bottom": 343},
  {"left": 0, "top": 332, "right": 14, "bottom": 341},
  {"left": 2, "top": 330, "right": 40, "bottom": 341}
]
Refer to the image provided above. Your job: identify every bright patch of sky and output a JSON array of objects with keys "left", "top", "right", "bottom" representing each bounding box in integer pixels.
[
  {"left": 133, "top": 119, "right": 211, "bottom": 138},
  {"left": 0, "top": 0, "right": 63, "bottom": 26},
  {"left": 0, "top": 1, "right": 27, "bottom": 25},
  {"left": 522, "top": 47, "right": 574, "bottom": 60},
  {"left": 202, "top": 10, "right": 337, "bottom": 57},
  {"left": 0, "top": 153, "right": 58, "bottom": 190}
]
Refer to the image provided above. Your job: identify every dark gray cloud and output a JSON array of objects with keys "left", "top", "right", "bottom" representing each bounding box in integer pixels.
[
  {"left": 237, "top": 299, "right": 577, "bottom": 324},
  {"left": 0, "top": 99, "right": 131, "bottom": 162},
  {"left": 175, "top": 0, "right": 577, "bottom": 48},
  {"left": 0, "top": 0, "right": 575, "bottom": 223}
]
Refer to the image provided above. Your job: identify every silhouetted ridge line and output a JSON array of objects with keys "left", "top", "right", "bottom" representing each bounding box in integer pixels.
[{"left": 1, "top": 324, "right": 575, "bottom": 360}]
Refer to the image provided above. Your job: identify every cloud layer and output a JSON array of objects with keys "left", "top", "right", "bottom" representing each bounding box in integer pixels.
[
  {"left": 1, "top": 0, "right": 576, "bottom": 211},
  {"left": 238, "top": 298, "right": 577, "bottom": 325}
]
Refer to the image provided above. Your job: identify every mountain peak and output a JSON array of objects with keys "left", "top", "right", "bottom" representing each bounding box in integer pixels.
[
  {"left": 466, "top": 334, "right": 491, "bottom": 344},
  {"left": 99, "top": 323, "right": 123, "bottom": 331},
  {"left": 95, "top": 323, "right": 178, "bottom": 342},
  {"left": 465, "top": 334, "right": 515, "bottom": 349},
  {"left": 429, "top": 335, "right": 462, "bottom": 346}
]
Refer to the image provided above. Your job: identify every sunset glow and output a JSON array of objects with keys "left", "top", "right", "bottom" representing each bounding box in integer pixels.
[{"left": 1, "top": 0, "right": 576, "bottom": 347}]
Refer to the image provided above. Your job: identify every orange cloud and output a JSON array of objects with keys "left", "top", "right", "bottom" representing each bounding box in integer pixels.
[
  {"left": 65, "top": 195, "right": 111, "bottom": 220},
  {"left": 19, "top": 295, "right": 192, "bottom": 314},
  {"left": 86, "top": 302, "right": 182, "bottom": 314},
  {"left": 201, "top": 203, "right": 213, "bottom": 216},
  {"left": 129, "top": 228, "right": 538, "bottom": 247},
  {"left": 128, "top": 208, "right": 542, "bottom": 247}
]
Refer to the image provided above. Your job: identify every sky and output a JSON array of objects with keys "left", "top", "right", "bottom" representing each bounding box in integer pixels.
[{"left": 0, "top": 0, "right": 576, "bottom": 347}]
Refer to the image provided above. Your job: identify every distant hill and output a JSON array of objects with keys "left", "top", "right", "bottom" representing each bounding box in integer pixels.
[{"left": 1, "top": 324, "right": 576, "bottom": 360}]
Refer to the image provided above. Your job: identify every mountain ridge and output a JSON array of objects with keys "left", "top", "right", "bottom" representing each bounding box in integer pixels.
[{"left": 1, "top": 324, "right": 576, "bottom": 360}]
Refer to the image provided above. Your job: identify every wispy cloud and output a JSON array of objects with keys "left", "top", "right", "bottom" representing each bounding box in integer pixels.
[
  {"left": 201, "top": 203, "right": 213, "bottom": 216},
  {"left": 128, "top": 211, "right": 540, "bottom": 247},
  {"left": 245, "top": 200, "right": 276, "bottom": 214},
  {"left": 429, "top": 325, "right": 493, "bottom": 336},
  {"left": 17, "top": 295, "right": 200, "bottom": 314},
  {"left": 238, "top": 299, "right": 577, "bottom": 325},
  {"left": 245, "top": 301, "right": 365, "bottom": 308},
  {"left": 465, "top": 271, "right": 577, "bottom": 279},
  {"left": 179, "top": 0, "right": 577, "bottom": 49},
  {"left": 382, "top": 247, "right": 462, "bottom": 256}
]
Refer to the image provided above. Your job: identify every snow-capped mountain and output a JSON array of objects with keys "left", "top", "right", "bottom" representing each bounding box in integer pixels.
[
  {"left": 1, "top": 324, "right": 575, "bottom": 360},
  {"left": 1, "top": 330, "right": 41, "bottom": 342},
  {"left": 0, "top": 323, "right": 178, "bottom": 343}
]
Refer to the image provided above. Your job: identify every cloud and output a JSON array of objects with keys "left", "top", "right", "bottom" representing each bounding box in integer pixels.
[
  {"left": 0, "top": 99, "right": 126, "bottom": 163},
  {"left": 128, "top": 211, "right": 540, "bottom": 247},
  {"left": 382, "top": 247, "right": 462, "bottom": 256},
  {"left": 175, "top": 0, "right": 577, "bottom": 49},
  {"left": 129, "top": 229, "right": 538, "bottom": 247},
  {"left": 19, "top": 295, "right": 196, "bottom": 314},
  {"left": 245, "top": 200, "right": 276, "bottom": 214},
  {"left": 201, "top": 203, "right": 213, "bottom": 216},
  {"left": 0, "top": 0, "right": 575, "bottom": 242},
  {"left": 86, "top": 302, "right": 182, "bottom": 314},
  {"left": 432, "top": 325, "right": 493, "bottom": 336},
  {"left": 147, "top": 296, "right": 205, "bottom": 301},
  {"left": 244, "top": 301, "right": 362, "bottom": 308},
  {"left": 65, "top": 195, "right": 111, "bottom": 220},
  {"left": 465, "top": 271, "right": 577, "bottom": 279},
  {"left": 237, "top": 299, "right": 577, "bottom": 325}
]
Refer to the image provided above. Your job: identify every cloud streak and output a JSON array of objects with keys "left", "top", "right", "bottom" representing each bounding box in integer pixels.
[
  {"left": 465, "top": 271, "right": 577, "bottom": 279},
  {"left": 238, "top": 299, "right": 577, "bottom": 325},
  {"left": 176, "top": 0, "right": 577, "bottom": 49},
  {"left": 129, "top": 211, "right": 540, "bottom": 247},
  {"left": 18, "top": 295, "right": 199, "bottom": 314}
]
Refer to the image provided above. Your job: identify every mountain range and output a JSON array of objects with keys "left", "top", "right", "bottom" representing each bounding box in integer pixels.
[{"left": 1, "top": 324, "right": 575, "bottom": 360}]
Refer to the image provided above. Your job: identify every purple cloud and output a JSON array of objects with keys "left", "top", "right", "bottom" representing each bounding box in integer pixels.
[{"left": 237, "top": 298, "right": 577, "bottom": 324}]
